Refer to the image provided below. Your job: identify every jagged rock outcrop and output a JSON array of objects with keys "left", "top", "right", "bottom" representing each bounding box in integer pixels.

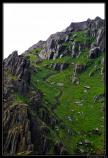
[
  {"left": 38, "top": 32, "right": 69, "bottom": 60},
  {"left": 4, "top": 51, "right": 31, "bottom": 96},
  {"left": 33, "top": 16, "right": 105, "bottom": 60},
  {"left": 3, "top": 51, "right": 33, "bottom": 155},
  {"left": 23, "top": 40, "right": 46, "bottom": 54}
]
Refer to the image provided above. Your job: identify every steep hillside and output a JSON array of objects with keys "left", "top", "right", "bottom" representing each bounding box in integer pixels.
[{"left": 3, "top": 17, "right": 105, "bottom": 156}]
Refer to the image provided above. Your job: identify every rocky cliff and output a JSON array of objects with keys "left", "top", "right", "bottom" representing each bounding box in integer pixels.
[
  {"left": 3, "top": 16, "right": 105, "bottom": 156},
  {"left": 25, "top": 16, "right": 105, "bottom": 61}
]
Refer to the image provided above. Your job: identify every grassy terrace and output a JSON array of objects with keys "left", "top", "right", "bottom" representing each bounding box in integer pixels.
[{"left": 28, "top": 46, "right": 104, "bottom": 154}]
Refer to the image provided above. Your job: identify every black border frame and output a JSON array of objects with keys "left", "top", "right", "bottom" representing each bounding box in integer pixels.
[{"left": 1, "top": 1, "right": 107, "bottom": 157}]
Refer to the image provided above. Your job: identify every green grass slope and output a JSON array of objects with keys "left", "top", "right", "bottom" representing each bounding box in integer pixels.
[{"left": 23, "top": 29, "right": 105, "bottom": 155}]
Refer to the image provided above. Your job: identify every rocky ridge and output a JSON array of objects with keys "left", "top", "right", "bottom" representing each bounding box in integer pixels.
[
  {"left": 24, "top": 16, "right": 105, "bottom": 61},
  {"left": 3, "top": 16, "right": 105, "bottom": 155}
]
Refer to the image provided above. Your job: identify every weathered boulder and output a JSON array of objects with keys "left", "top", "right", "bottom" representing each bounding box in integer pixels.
[{"left": 89, "top": 47, "right": 101, "bottom": 59}]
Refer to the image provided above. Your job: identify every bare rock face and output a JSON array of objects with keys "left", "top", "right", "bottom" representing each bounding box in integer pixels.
[
  {"left": 4, "top": 51, "right": 31, "bottom": 96},
  {"left": 37, "top": 17, "right": 104, "bottom": 60},
  {"left": 3, "top": 51, "right": 34, "bottom": 155},
  {"left": 96, "top": 27, "right": 105, "bottom": 52},
  {"left": 3, "top": 103, "right": 33, "bottom": 155},
  {"left": 21, "top": 17, "right": 104, "bottom": 61},
  {"left": 38, "top": 32, "right": 68, "bottom": 60},
  {"left": 71, "top": 42, "right": 79, "bottom": 57},
  {"left": 4, "top": 51, "right": 18, "bottom": 69}
]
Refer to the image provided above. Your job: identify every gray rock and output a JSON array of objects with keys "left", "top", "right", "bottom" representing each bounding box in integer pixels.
[
  {"left": 89, "top": 47, "right": 101, "bottom": 59},
  {"left": 3, "top": 103, "right": 33, "bottom": 155},
  {"left": 71, "top": 42, "right": 79, "bottom": 57},
  {"left": 25, "top": 16, "right": 105, "bottom": 61},
  {"left": 4, "top": 51, "right": 31, "bottom": 96},
  {"left": 60, "top": 63, "right": 69, "bottom": 71},
  {"left": 96, "top": 27, "right": 105, "bottom": 52},
  {"left": 52, "top": 63, "right": 69, "bottom": 71}
]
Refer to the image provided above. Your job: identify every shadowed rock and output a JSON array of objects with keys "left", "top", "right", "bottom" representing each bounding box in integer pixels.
[
  {"left": 89, "top": 47, "right": 101, "bottom": 59},
  {"left": 3, "top": 103, "right": 33, "bottom": 155},
  {"left": 52, "top": 63, "right": 69, "bottom": 71}
]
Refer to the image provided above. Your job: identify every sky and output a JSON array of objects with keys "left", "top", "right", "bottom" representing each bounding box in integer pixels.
[{"left": 3, "top": 3, "right": 105, "bottom": 59}]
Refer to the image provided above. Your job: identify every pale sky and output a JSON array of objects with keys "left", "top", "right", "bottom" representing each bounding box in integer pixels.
[{"left": 3, "top": 3, "right": 105, "bottom": 59}]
